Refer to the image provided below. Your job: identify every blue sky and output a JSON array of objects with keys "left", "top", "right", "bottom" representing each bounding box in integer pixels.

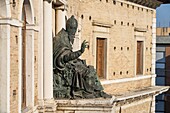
[{"left": 156, "top": 4, "right": 170, "bottom": 27}]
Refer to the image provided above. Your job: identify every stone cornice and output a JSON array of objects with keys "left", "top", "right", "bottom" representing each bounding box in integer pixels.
[
  {"left": 53, "top": 0, "right": 67, "bottom": 7},
  {"left": 134, "top": 27, "right": 147, "bottom": 32},
  {"left": 127, "top": 0, "right": 162, "bottom": 9},
  {"left": 55, "top": 4, "right": 68, "bottom": 11},
  {"left": 26, "top": 24, "right": 39, "bottom": 32},
  {"left": 92, "top": 20, "right": 113, "bottom": 28},
  {"left": 44, "top": 0, "right": 52, "bottom": 3},
  {"left": 0, "top": 18, "right": 23, "bottom": 27},
  {"left": 115, "top": 86, "right": 170, "bottom": 106}
]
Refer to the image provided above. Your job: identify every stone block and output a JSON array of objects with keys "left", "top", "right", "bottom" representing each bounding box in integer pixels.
[{"left": 56, "top": 97, "right": 115, "bottom": 113}]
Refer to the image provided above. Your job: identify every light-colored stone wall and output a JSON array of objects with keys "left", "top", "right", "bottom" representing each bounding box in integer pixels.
[
  {"left": 10, "top": 26, "right": 19, "bottom": 113},
  {"left": 67, "top": 0, "right": 155, "bottom": 94},
  {"left": 8, "top": 0, "right": 40, "bottom": 112},
  {"left": 0, "top": 24, "right": 10, "bottom": 113},
  {"left": 103, "top": 78, "right": 151, "bottom": 95},
  {"left": 115, "top": 97, "right": 152, "bottom": 113},
  {"left": 34, "top": 31, "right": 38, "bottom": 105}
]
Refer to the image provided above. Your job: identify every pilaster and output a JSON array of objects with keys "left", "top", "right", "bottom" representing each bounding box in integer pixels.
[
  {"left": 0, "top": 20, "right": 10, "bottom": 113},
  {"left": 151, "top": 10, "right": 156, "bottom": 86},
  {"left": 56, "top": 5, "right": 67, "bottom": 33},
  {"left": 43, "top": 0, "right": 53, "bottom": 99}
]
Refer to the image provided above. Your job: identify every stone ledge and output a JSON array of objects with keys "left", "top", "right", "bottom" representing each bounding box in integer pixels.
[
  {"left": 116, "top": 86, "right": 169, "bottom": 102},
  {"left": 54, "top": 86, "right": 169, "bottom": 113},
  {"left": 0, "top": 18, "right": 23, "bottom": 27},
  {"left": 101, "top": 75, "right": 155, "bottom": 85},
  {"left": 56, "top": 97, "right": 115, "bottom": 112},
  {"left": 56, "top": 96, "right": 116, "bottom": 107},
  {"left": 92, "top": 20, "right": 113, "bottom": 28}
]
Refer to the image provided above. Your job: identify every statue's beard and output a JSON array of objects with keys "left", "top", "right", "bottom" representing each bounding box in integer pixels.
[{"left": 68, "top": 35, "right": 75, "bottom": 44}]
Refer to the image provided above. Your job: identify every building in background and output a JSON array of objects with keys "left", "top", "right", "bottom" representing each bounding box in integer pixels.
[
  {"left": 156, "top": 4, "right": 170, "bottom": 113},
  {"left": 0, "top": 0, "right": 170, "bottom": 113},
  {"left": 157, "top": 27, "right": 170, "bottom": 36},
  {"left": 156, "top": 27, "right": 170, "bottom": 113}
]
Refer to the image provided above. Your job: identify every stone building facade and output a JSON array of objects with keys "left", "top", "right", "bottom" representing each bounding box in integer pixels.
[{"left": 0, "top": 0, "right": 169, "bottom": 113}]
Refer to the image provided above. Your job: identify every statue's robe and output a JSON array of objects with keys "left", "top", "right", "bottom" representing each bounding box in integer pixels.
[{"left": 53, "top": 29, "right": 104, "bottom": 98}]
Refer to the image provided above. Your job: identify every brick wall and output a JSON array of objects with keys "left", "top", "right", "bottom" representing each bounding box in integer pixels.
[
  {"left": 10, "top": 26, "right": 19, "bottom": 113},
  {"left": 34, "top": 31, "right": 38, "bottom": 105},
  {"left": 115, "top": 97, "right": 152, "bottom": 113},
  {"left": 103, "top": 78, "right": 151, "bottom": 95},
  {"left": 67, "top": 0, "right": 154, "bottom": 80},
  {"left": 62, "top": 1, "right": 156, "bottom": 101}
]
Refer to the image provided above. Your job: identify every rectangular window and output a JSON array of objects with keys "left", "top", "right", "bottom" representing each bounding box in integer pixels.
[{"left": 136, "top": 41, "right": 143, "bottom": 75}]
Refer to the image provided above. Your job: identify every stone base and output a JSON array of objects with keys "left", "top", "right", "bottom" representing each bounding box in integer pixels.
[
  {"left": 37, "top": 99, "right": 56, "bottom": 113},
  {"left": 56, "top": 96, "right": 116, "bottom": 113}
]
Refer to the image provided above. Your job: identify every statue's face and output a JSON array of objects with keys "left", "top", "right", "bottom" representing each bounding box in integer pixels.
[{"left": 67, "top": 24, "right": 77, "bottom": 44}]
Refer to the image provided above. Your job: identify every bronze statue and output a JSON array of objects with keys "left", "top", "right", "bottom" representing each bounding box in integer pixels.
[{"left": 53, "top": 15, "right": 111, "bottom": 99}]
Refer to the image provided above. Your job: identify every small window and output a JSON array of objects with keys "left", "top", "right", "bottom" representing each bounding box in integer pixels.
[
  {"left": 132, "top": 5, "right": 134, "bottom": 9},
  {"left": 132, "top": 23, "right": 134, "bottom": 26},
  {"left": 121, "top": 47, "right": 123, "bottom": 50},
  {"left": 121, "top": 21, "right": 123, "bottom": 25},
  {"left": 89, "top": 16, "right": 91, "bottom": 20},
  {"left": 81, "top": 15, "right": 84, "bottom": 19},
  {"left": 113, "top": 0, "right": 116, "bottom": 4},
  {"left": 147, "top": 68, "right": 149, "bottom": 72},
  {"left": 114, "top": 20, "right": 116, "bottom": 24},
  {"left": 126, "top": 71, "right": 129, "bottom": 74}
]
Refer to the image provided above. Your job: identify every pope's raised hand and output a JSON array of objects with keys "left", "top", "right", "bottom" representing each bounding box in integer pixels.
[{"left": 80, "top": 40, "right": 88, "bottom": 53}]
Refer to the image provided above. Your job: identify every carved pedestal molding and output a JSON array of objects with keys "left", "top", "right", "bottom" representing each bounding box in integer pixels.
[
  {"left": 37, "top": 99, "right": 45, "bottom": 112},
  {"left": 44, "top": 99, "right": 56, "bottom": 113},
  {"left": 37, "top": 99, "right": 56, "bottom": 113},
  {"left": 56, "top": 97, "right": 115, "bottom": 113}
]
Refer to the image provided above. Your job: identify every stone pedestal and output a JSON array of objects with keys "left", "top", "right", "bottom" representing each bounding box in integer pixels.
[
  {"left": 38, "top": 99, "right": 56, "bottom": 113},
  {"left": 56, "top": 96, "right": 115, "bottom": 113},
  {"left": 44, "top": 99, "right": 56, "bottom": 113}
]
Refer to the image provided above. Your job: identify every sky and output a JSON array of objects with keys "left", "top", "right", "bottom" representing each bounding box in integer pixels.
[{"left": 156, "top": 4, "right": 170, "bottom": 27}]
